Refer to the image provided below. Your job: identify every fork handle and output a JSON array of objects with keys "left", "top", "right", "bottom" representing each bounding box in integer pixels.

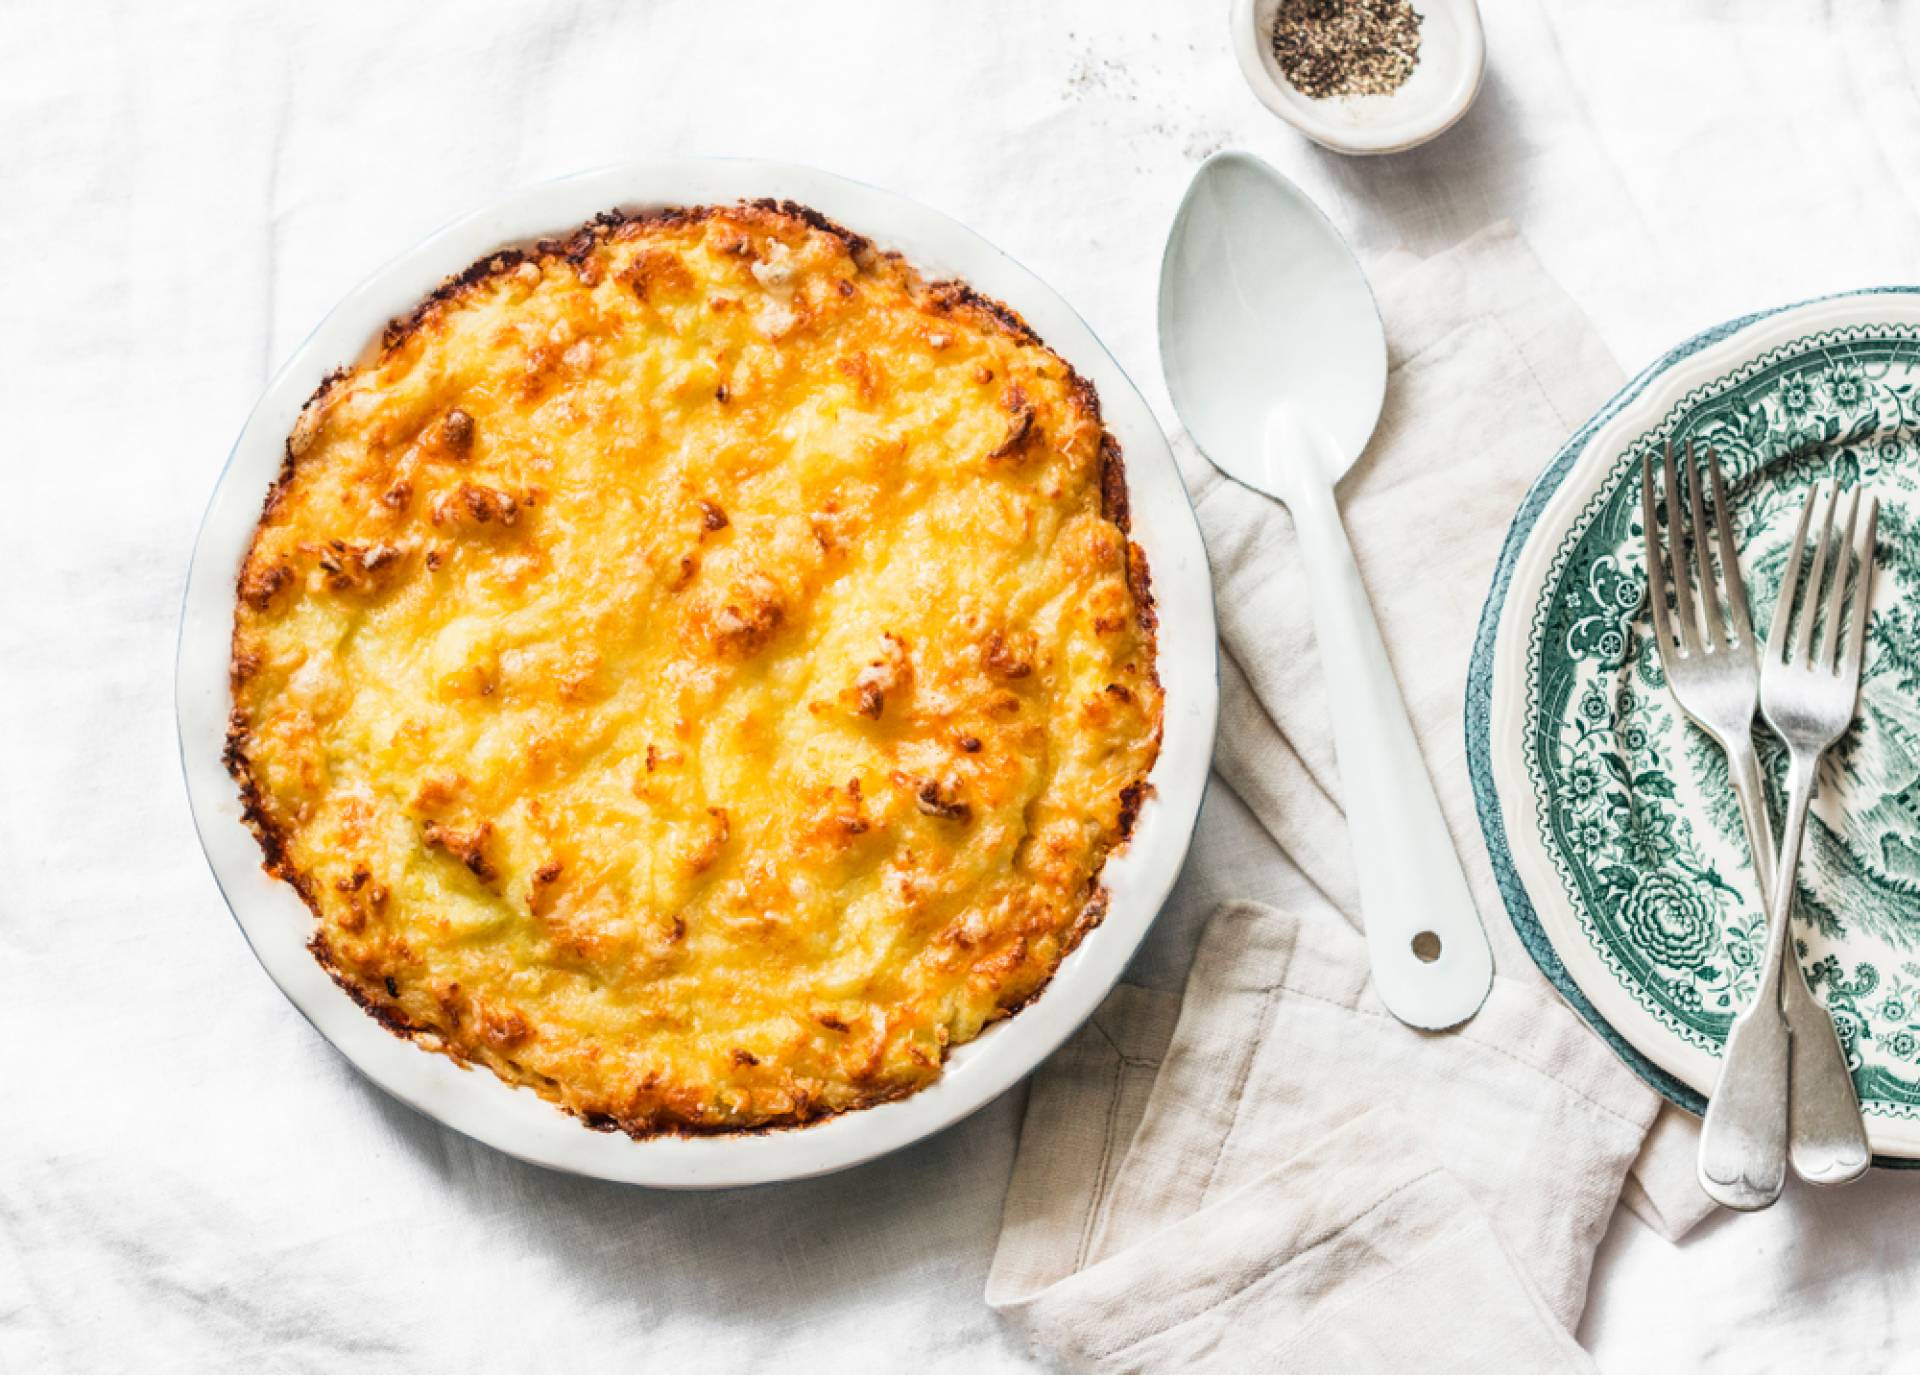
[
  {"left": 1270, "top": 412, "right": 1492, "bottom": 1030},
  {"left": 1701, "top": 752, "right": 1820, "bottom": 1208},
  {"left": 1782, "top": 937, "right": 1872, "bottom": 1183},
  {"left": 1735, "top": 745, "right": 1866, "bottom": 1190},
  {"left": 1724, "top": 745, "right": 1870, "bottom": 1186}
]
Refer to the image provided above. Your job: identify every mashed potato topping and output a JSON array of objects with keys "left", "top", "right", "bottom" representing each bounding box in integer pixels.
[{"left": 226, "top": 201, "right": 1161, "bottom": 1135}]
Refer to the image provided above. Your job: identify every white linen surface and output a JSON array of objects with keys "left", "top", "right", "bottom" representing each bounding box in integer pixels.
[{"left": 8, "top": 1, "right": 1920, "bottom": 1370}]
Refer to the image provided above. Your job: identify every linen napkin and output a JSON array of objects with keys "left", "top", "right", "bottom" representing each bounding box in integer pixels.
[
  {"left": 987, "top": 223, "right": 1718, "bottom": 1369},
  {"left": 987, "top": 905, "right": 1646, "bottom": 1372}
]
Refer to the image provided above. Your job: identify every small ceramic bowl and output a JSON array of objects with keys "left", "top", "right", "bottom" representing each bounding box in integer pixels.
[{"left": 1230, "top": 0, "right": 1485, "bottom": 156}]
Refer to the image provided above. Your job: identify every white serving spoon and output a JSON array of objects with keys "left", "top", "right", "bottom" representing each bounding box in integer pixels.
[{"left": 1158, "top": 150, "right": 1493, "bottom": 1029}]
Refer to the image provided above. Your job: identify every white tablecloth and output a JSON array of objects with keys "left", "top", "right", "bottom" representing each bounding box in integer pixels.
[{"left": 7, "top": 1, "right": 1920, "bottom": 1369}]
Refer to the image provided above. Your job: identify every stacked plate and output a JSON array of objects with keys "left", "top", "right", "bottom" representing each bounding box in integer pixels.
[{"left": 1471, "top": 288, "right": 1920, "bottom": 1162}]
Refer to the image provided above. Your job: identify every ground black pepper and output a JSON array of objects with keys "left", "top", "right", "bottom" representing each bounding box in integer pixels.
[{"left": 1270, "top": 0, "right": 1423, "bottom": 100}]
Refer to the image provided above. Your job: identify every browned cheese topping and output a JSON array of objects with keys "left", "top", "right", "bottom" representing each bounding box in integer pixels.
[{"left": 226, "top": 201, "right": 1162, "bottom": 1136}]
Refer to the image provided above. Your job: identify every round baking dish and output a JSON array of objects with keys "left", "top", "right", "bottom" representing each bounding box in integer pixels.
[{"left": 177, "top": 159, "right": 1218, "bottom": 1189}]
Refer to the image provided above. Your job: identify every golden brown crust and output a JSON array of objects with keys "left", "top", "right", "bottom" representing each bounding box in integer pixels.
[{"left": 226, "top": 199, "right": 1162, "bottom": 1138}]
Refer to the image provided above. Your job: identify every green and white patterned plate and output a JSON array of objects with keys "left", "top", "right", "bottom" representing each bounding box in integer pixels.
[{"left": 1469, "top": 288, "right": 1920, "bottom": 1162}]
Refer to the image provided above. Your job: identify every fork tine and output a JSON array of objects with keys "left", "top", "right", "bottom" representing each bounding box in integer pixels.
[
  {"left": 1706, "top": 447, "right": 1754, "bottom": 648},
  {"left": 1791, "top": 485, "right": 1839, "bottom": 666},
  {"left": 1642, "top": 451, "right": 1677, "bottom": 655},
  {"left": 1685, "top": 441, "right": 1724, "bottom": 648},
  {"left": 1661, "top": 440, "right": 1699, "bottom": 654},
  {"left": 1819, "top": 488, "right": 1862, "bottom": 671},
  {"left": 1767, "top": 484, "right": 1818, "bottom": 663},
  {"left": 1842, "top": 495, "right": 1880, "bottom": 679}
]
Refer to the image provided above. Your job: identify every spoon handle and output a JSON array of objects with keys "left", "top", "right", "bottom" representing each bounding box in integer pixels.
[{"left": 1275, "top": 426, "right": 1493, "bottom": 1029}]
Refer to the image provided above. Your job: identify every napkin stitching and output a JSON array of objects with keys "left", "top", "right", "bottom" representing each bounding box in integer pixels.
[
  {"left": 1101, "top": 1166, "right": 1448, "bottom": 1364},
  {"left": 1200, "top": 980, "right": 1281, "bottom": 1198},
  {"left": 1075, "top": 1018, "right": 1167, "bottom": 1269},
  {"left": 1270, "top": 982, "right": 1649, "bottom": 1134},
  {"left": 1083, "top": 1016, "right": 1162, "bottom": 1070},
  {"left": 1489, "top": 309, "right": 1577, "bottom": 433},
  {"left": 1258, "top": 1212, "right": 1510, "bottom": 1363},
  {"left": 1383, "top": 317, "right": 1484, "bottom": 378},
  {"left": 1075, "top": 1054, "right": 1128, "bottom": 1271}
]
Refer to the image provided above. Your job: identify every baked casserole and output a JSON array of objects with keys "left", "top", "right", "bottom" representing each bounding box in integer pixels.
[{"left": 225, "top": 201, "right": 1162, "bottom": 1136}]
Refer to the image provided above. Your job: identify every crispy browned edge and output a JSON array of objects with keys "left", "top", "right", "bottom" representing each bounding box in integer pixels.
[{"left": 223, "top": 198, "right": 1165, "bottom": 1139}]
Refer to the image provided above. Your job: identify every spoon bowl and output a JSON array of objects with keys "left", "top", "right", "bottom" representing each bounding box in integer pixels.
[{"left": 1159, "top": 151, "right": 1386, "bottom": 496}]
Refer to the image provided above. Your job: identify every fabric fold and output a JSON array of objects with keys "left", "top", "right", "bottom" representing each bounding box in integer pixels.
[
  {"left": 990, "top": 902, "right": 1657, "bottom": 1372},
  {"left": 1002, "top": 1108, "right": 1592, "bottom": 1374}
]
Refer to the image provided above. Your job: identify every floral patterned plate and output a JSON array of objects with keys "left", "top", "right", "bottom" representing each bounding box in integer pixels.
[{"left": 1469, "top": 288, "right": 1920, "bottom": 1161}]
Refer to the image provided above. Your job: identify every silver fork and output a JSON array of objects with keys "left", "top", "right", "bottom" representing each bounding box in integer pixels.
[
  {"left": 1696, "top": 480, "right": 1877, "bottom": 1209},
  {"left": 1640, "top": 445, "right": 1870, "bottom": 1210}
]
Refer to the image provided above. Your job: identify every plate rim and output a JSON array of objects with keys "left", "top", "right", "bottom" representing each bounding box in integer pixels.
[
  {"left": 1467, "top": 284, "right": 1920, "bottom": 1164},
  {"left": 175, "top": 157, "right": 1219, "bottom": 1189}
]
